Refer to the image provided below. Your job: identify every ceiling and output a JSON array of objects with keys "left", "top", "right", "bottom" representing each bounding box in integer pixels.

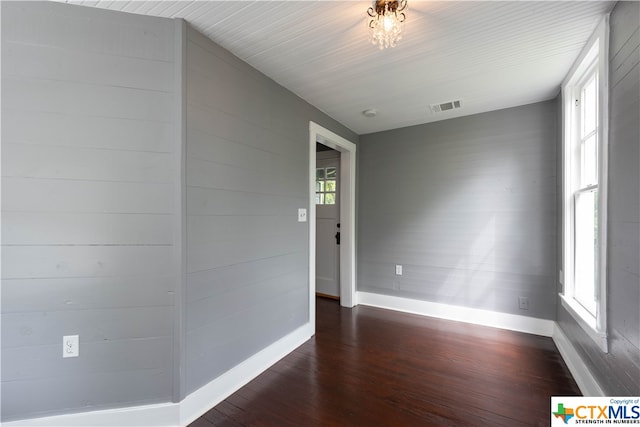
[{"left": 63, "top": 1, "right": 614, "bottom": 135}]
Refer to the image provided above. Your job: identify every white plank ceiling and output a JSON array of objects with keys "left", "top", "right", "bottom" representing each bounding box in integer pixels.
[{"left": 62, "top": 0, "right": 614, "bottom": 134}]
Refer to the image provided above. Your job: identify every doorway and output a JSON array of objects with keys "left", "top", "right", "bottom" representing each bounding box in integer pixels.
[
  {"left": 315, "top": 147, "right": 341, "bottom": 300},
  {"left": 308, "top": 122, "right": 357, "bottom": 331}
]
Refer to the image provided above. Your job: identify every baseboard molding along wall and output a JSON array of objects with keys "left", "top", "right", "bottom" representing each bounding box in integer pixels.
[
  {"left": 1, "top": 403, "right": 180, "bottom": 427},
  {"left": 357, "top": 291, "right": 604, "bottom": 396},
  {"left": 179, "top": 323, "right": 313, "bottom": 426},
  {"left": 357, "top": 291, "right": 556, "bottom": 336},
  {"left": 3, "top": 323, "right": 314, "bottom": 427},
  {"left": 4, "top": 298, "right": 604, "bottom": 426},
  {"left": 551, "top": 323, "right": 605, "bottom": 396}
]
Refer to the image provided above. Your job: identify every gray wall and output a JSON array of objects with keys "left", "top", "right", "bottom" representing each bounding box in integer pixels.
[
  {"left": 358, "top": 101, "right": 558, "bottom": 320},
  {"left": 1, "top": 1, "right": 178, "bottom": 421},
  {"left": 1, "top": 1, "right": 358, "bottom": 421},
  {"left": 557, "top": 0, "right": 640, "bottom": 395},
  {"left": 182, "top": 25, "right": 357, "bottom": 395}
]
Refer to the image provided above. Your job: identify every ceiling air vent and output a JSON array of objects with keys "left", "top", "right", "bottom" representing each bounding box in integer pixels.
[{"left": 430, "top": 100, "right": 462, "bottom": 114}]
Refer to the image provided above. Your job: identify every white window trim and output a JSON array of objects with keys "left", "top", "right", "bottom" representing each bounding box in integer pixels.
[{"left": 561, "top": 15, "right": 609, "bottom": 353}]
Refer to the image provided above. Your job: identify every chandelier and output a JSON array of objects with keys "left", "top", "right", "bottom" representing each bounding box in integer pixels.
[{"left": 367, "top": 0, "right": 407, "bottom": 50}]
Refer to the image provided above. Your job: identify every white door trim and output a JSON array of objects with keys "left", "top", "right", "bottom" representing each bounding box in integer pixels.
[{"left": 309, "top": 122, "right": 357, "bottom": 330}]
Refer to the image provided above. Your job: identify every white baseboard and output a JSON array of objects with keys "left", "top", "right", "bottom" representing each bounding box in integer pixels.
[
  {"left": 356, "top": 291, "right": 556, "bottom": 337},
  {"left": 179, "top": 322, "right": 313, "bottom": 426},
  {"left": 4, "top": 304, "right": 604, "bottom": 425},
  {"left": 3, "top": 323, "right": 314, "bottom": 427},
  {"left": 1, "top": 402, "right": 180, "bottom": 427},
  {"left": 356, "top": 292, "right": 606, "bottom": 396},
  {"left": 552, "top": 323, "right": 604, "bottom": 396}
]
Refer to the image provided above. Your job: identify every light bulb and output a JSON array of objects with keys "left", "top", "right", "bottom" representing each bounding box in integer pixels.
[{"left": 383, "top": 14, "right": 394, "bottom": 32}]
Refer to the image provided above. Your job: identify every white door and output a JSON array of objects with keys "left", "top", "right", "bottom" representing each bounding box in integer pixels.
[{"left": 315, "top": 152, "right": 340, "bottom": 298}]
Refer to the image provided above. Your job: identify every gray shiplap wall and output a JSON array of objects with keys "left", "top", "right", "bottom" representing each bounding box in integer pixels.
[
  {"left": 358, "top": 101, "right": 558, "bottom": 319},
  {"left": 1, "top": 2, "right": 359, "bottom": 421},
  {"left": 557, "top": 1, "right": 640, "bottom": 395},
  {"left": 183, "top": 25, "right": 357, "bottom": 395},
  {"left": 1, "top": 1, "right": 177, "bottom": 421}
]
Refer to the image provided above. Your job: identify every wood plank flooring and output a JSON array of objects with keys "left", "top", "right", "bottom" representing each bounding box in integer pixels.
[{"left": 190, "top": 297, "right": 580, "bottom": 426}]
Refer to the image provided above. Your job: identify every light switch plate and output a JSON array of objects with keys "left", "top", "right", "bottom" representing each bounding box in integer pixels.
[
  {"left": 298, "top": 208, "right": 307, "bottom": 222},
  {"left": 395, "top": 264, "right": 403, "bottom": 276}
]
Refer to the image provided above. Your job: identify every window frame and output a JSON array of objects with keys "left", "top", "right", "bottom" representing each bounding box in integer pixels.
[
  {"left": 560, "top": 15, "right": 609, "bottom": 353},
  {"left": 315, "top": 166, "right": 338, "bottom": 205}
]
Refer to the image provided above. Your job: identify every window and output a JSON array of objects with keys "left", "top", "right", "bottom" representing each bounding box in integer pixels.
[
  {"left": 316, "top": 167, "right": 337, "bottom": 205},
  {"left": 561, "top": 16, "right": 609, "bottom": 352},
  {"left": 574, "top": 64, "right": 599, "bottom": 316}
]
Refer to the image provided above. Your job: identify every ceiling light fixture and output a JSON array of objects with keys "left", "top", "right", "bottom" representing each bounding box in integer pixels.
[{"left": 367, "top": 0, "right": 407, "bottom": 50}]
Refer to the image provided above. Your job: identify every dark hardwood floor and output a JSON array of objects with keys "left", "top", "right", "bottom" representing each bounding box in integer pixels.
[{"left": 190, "top": 297, "right": 580, "bottom": 426}]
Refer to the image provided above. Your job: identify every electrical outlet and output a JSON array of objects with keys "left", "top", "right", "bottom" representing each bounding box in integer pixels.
[
  {"left": 395, "top": 264, "right": 403, "bottom": 276},
  {"left": 518, "top": 296, "right": 529, "bottom": 310},
  {"left": 63, "top": 335, "right": 79, "bottom": 358}
]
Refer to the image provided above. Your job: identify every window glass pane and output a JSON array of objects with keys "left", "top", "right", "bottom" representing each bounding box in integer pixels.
[
  {"left": 325, "top": 193, "right": 335, "bottom": 205},
  {"left": 581, "top": 134, "right": 598, "bottom": 186},
  {"left": 575, "top": 189, "right": 598, "bottom": 315},
  {"left": 563, "top": 34, "right": 607, "bottom": 344},
  {"left": 582, "top": 74, "right": 598, "bottom": 137},
  {"left": 326, "top": 167, "right": 337, "bottom": 178},
  {"left": 325, "top": 180, "right": 336, "bottom": 192},
  {"left": 315, "top": 193, "right": 321, "bottom": 205},
  {"left": 316, "top": 181, "right": 324, "bottom": 192},
  {"left": 316, "top": 168, "right": 325, "bottom": 179}
]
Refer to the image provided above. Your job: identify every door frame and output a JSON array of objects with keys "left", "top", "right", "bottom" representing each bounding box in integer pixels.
[{"left": 308, "top": 122, "right": 357, "bottom": 330}]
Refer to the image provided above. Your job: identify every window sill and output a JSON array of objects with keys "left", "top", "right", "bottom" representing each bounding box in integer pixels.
[{"left": 560, "top": 294, "right": 608, "bottom": 353}]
